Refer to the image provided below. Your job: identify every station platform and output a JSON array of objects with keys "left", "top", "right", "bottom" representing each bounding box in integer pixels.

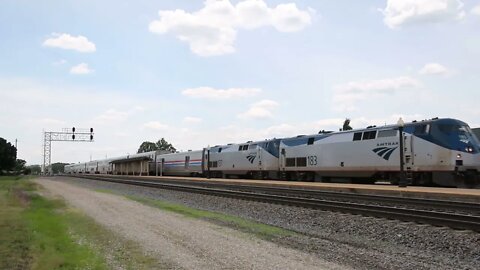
[{"left": 77, "top": 174, "right": 480, "bottom": 203}]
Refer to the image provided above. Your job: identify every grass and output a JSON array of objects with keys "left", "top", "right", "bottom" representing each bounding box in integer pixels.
[
  {"left": 0, "top": 176, "right": 162, "bottom": 270},
  {"left": 0, "top": 176, "right": 107, "bottom": 270},
  {"left": 95, "top": 188, "right": 295, "bottom": 240}
]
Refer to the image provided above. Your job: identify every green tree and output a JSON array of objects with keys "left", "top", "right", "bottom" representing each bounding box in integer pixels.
[
  {"left": 342, "top": 118, "right": 352, "bottom": 131},
  {"left": 156, "top": 138, "right": 176, "bottom": 153},
  {"left": 137, "top": 141, "right": 158, "bottom": 153},
  {"left": 14, "top": 159, "right": 26, "bottom": 172},
  {"left": 137, "top": 138, "right": 176, "bottom": 153},
  {"left": 26, "top": 165, "right": 42, "bottom": 175},
  {"left": 0, "top": 137, "right": 17, "bottom": 172},
  {"left": 51, "top": 163, "right": 69, "bottom": 174}
]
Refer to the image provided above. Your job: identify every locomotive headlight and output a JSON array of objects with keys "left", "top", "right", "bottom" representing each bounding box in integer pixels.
[
  {"left": 456, "top": 153, "right": 462, "bottom": 159},
  {"left": 465, "top": 147, "right": 474, "bottom": 153}
]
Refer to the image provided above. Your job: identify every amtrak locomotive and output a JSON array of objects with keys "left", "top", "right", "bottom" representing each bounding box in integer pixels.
[{"left": 65, "top": 118, "right": 480, "bottom": 188}]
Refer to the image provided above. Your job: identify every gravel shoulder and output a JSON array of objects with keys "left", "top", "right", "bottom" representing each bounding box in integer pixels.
[
  {"left": 48, "top": 176, "right": 480, "bottom": 270},
  {"left": 35, "top": 177, "right": 347, "bottom": 270}
]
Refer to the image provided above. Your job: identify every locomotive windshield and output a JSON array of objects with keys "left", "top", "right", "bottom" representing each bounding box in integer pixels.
[{"left": 432, "top": 122, "right": 480, "bottom": 153}]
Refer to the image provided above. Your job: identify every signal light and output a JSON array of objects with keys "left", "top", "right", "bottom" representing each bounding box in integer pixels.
[
  {"left": 90, "top": 135, "right": 93, "bottom": 141},
  {"left": 72, "top": 127, "right": 76, "bottom": 133},
  {"left": 72, "top": 134, "right": 75, "bottom": 140},
  {"left": 90, "top": 128, "right": 93, "bottom": 133}
]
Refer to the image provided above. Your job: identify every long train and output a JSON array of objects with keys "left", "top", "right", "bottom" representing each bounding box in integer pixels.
[{"left": 65, "top": 118, "right": 480, "bottom": 188}]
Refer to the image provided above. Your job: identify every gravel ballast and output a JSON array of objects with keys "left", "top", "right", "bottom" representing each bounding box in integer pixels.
[{"left": 49, "top": 176, "right": 479, "bottom": 270}]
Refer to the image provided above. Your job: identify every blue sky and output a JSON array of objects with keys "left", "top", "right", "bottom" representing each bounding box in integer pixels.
[{"left": 1, "top": 0, "right": 479, "bottom": 165}]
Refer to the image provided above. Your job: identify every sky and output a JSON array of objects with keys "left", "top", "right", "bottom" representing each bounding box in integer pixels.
[{"left": 1, "top": 0, "right": 480, "bottom": 165}]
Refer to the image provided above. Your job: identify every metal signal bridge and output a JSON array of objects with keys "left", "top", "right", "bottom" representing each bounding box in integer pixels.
[{"left": 42, "top": 127, "right": 94, "bottom": 174}]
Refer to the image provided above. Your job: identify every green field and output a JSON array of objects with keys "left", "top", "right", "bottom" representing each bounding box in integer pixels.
[{"left": 0, "top": 177, "right": 160, "bottom": 270}]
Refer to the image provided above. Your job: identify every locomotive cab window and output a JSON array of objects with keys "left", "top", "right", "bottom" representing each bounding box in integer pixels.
[
  {"left": 249, "top": 144, "right": 257, "bottom": 150},
  {"left": 362, "top": 131, "right": 377, "bottom": 140},
  {"left": 353, "top": 132, "right": 362, "bottom": 141},
  {"left": 414, "top": 124, "right": 429, "bottom": 135},
  {"left": 307, "top": 137, "right": 315, "bottom": 145}
]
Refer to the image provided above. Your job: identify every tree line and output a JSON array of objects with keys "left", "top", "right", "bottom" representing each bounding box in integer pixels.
[{"left": 0, "top": 137, "right": 28, "bottom": 175}]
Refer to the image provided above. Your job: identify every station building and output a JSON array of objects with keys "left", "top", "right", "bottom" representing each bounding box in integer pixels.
[{"left": 111, "top": 150, "right": 170, "bottom": 175}]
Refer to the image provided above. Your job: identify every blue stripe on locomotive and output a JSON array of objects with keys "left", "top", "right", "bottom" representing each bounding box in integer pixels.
[{"left": 404, "top": 118, "right": 479, "bottom": 154}]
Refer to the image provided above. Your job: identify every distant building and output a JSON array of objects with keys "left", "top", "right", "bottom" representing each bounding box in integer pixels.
[{"left": 473, "top": 128, "right": 480, "bottom": 140}]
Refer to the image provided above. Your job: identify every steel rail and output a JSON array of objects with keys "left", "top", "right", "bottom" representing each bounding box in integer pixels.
[
  {"left": 78, "top": 174, "right": 480, "bottom": 214},
  {"left": 74, "top": 175, "right": 480, "bottom": 232}
]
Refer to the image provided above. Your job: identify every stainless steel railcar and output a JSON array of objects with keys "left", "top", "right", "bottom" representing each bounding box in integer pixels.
[
  {"left": 204, "top": 139, "right": 281, "bottom": 179},
  {"left": 154, "top": 150, "right": 203, "bottom": 176}
]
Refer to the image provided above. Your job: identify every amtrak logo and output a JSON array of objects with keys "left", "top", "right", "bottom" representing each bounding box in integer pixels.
[
  {"left": 372, "top": 146, "right": 398, "bottom": 160},
  {"left": 246, "top": 153, "right": 257, "bottom": 164}
]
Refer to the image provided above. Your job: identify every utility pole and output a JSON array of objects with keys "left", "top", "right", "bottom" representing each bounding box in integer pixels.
[{"left": 42, "top": 127, "right": 95, "bottom": 175}]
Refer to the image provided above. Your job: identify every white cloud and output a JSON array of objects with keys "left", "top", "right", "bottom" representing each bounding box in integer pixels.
[
  {"left": 332, "top": 76, "right": 420, "bottom": 112},
  {"left": 92, "top": 107, "right": 147, "bottom": 125},
  {"left": 418, "top": 62, "right": 450, "bottom": 75},
  {"left": 380, "top": 0, "right": 465, "bottom": 29},
  {"left": 183, "top": 116, "right": 203, "bottom": 124},
  {"left": 143, "top": 121, "right": 169, "bottom": 131},
  {"left": 93, "top": 109, "right": 129, "bottom": 124},
  {"left": 70, "top": 63, "right": 93, "bottom": 75},
  {"left": 181, "top": 86, "right": 261, "bottom": 99},
  {"left": 43, "top": 33, "right": 96, "bottom": 53},
  {"left": 472, "top": 4, "right": 480, "bottom": 15},
  {"left": 238, "top": 99, "right": 279, "bottom": 119},
  {"left": 148, "top": 0, "right": 313, "bottom": 56}
]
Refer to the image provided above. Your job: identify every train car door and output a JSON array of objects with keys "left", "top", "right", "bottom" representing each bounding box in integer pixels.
[
  {"left": 403, "top": 134, "right": 414, "bottom": 168},
  {"left": 256, "top": 145, "right": 262, "bottom": 170},
  {"left": 280, "top": 148, "right": 286, "bottom": 171},
  {"left": 185, "top": 156, "right": 190, "bottom": 170},
  {"left": 160, "top": 158, "right": 165, "bottom": 176}
]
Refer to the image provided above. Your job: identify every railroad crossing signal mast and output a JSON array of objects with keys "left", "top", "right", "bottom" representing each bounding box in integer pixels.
[{"left": 42, "top": 127, "right": 94, "bottom": 174}]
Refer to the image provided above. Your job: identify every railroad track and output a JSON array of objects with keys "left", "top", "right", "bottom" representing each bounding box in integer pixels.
[{"left": 73, "top": 175, "right": 480, "bottom": 232}]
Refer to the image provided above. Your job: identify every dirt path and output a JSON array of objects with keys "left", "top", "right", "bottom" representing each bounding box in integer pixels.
[{"left": 35, "top": 178, "right": 348, "bottom": 270}]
